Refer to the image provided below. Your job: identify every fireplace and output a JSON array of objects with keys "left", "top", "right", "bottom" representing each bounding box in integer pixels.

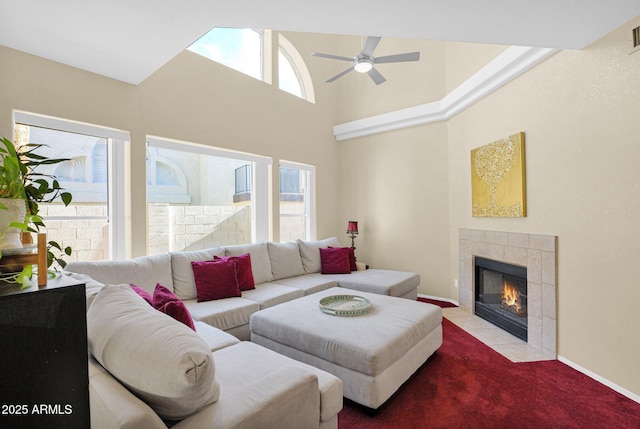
[
  {"left": 474, "top": 257, "right": 527, "bottom": 341},
  {"left": 458, "top": 229, "right": 557, "bottom": 357}
]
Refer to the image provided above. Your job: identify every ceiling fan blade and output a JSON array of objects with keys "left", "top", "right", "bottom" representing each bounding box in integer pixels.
[
  {"left": 312, "top": 52, "right": 354, "bottom": 62},
  {"left": 374, "top": 52, "right": 421, "bottom": 64},
  {"left": 326, "top": 66, "right": 355, "bottom": 82},
  {"left": 361, "top": 36, "right": 381, "bottom": 57},
  {"left": 367, "top": 67, "right": 386, "bottom": 85}
]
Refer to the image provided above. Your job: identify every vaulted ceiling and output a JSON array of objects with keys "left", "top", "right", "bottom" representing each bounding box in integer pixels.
[{"left": 1, "top": 1, "right": 639, "bottom": 84}]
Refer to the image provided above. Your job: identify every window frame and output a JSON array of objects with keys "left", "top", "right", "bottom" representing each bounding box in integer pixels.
[{"left": 13, "top": 110, "right": 129, "bottom": 260}]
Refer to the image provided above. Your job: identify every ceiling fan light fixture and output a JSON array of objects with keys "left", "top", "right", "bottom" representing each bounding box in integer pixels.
[{"left": 354, "top": 58, "right": 373, "bottom": 73}]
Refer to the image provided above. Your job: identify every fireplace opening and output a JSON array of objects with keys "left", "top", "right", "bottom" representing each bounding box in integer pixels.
[{"left": 474, "top": 257, "right": 527, "bottom": 341}]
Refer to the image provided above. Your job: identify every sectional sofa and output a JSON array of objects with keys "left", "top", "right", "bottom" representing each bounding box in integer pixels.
[{"left": 66, "top": 237, "right": 421, "bottom": 428}]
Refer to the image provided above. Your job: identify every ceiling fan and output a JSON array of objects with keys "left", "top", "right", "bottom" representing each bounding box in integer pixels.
[{"left": 312, "top": 36, "right": 420, "bottom": 85}]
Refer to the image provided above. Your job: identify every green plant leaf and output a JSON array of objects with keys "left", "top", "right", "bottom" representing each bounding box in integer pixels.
[
  {"left": 0, "top": 136, "right": 74, "bottom": 270},
  {"left": 61, "top": 192, "right": 72, "bottom": 206},
  {"left": 48, "top": 240, "right": 62, "bottom": 251},
  {"left": 18, "top": 265, "right": 33, "bottom": 288}
]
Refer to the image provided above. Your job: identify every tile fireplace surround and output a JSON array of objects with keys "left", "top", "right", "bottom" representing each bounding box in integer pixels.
[{"left": 458, "top": 228, "right": 557, "bottom": 358}]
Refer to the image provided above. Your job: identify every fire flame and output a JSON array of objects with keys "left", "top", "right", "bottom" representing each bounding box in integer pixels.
[
  {"left": 501, "top": 280, "right": 526, "bottom": 317},
  {"left": 502, "top": 282, "right": 519, "bottom": 307}
]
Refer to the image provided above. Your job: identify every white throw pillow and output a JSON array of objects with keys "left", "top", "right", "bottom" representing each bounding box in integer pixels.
[
  {"left": 268, "top": 241, "right": 305, "bottom": 280},
  {"left": 297, "top": 237, "right": 342, "bottom": 273},
  {"left": 87, "top": 284, "right": 220, "bottom": 420},
  {"left": 225, "top": 242, "right": 273, "bottom": 285},
  {"left": 170, "top": 247, "right": 225, "bottom": 300}
]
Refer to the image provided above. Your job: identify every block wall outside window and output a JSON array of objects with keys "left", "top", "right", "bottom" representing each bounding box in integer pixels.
[{"left": 147, "top": 204, "right": 251, "bottom": 255}]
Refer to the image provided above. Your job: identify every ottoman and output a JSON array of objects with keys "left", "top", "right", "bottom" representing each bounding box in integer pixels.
[{"left": 250, "top": 287, "right": 442, "bottom": 409}]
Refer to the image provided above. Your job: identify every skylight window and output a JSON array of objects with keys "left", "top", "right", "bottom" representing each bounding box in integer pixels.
[{"left": 188, "top": 27, "right": 263, "bottom": 80}]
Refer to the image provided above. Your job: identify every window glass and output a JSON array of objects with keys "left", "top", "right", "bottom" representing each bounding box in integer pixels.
[
  {"left": 279, "top": 162, "right": 315, "bottom": 241},
  {"left": 12, "top": 123, "right": 122, "bottom": 262},
  {"left": 188, "top": 27, "right": 263, "bottom": 80},
  {"left": 278, "top": 49, "right": 303, "bottom": 98},
  {"left": 146, "top": 138, "right": 271, "bottom": 255}
]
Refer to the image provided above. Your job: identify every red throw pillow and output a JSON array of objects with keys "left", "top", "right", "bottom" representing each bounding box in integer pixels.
[
  {"left": 214, "top": 253, "right": 255, "bottom": 291},
  {"left": 329, "top": 246, "right": 357, "bottom": 271},
  {"left": 151, "top": 283, "right": 196, "bottom": 331},
  {"left": 319, "top": 247, "right": 351, "bottom": 274},
  {"left": 191, "top": 259, "right": 242, "bottom": 302},
  {"left": 130, "top": 284, "right": 153, "bottom": 305}
]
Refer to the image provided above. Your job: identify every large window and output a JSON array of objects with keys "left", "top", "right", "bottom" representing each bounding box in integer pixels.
[
  {"left": 146, "top": 137, "right": 271, "bottom": 255},
  {"left": 188, "top": 27, "right": 264, "bottom": 80},
  {"left": 279, "top": 161, "right": 315, "bottom": 241},
  {"left": 13, "top": 111, "right": 128, "bottom": 261}
]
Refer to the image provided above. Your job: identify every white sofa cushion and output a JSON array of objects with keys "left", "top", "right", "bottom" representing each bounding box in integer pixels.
[
  {"left": 240, "top": 283, "right": 304, "bottom": 309},
  {"left": 297, "top": 237, "right": 342, "bottom": 274},
  {"left": 170, "top": 247, "right": 225, "bottom": 300},
  {"left": 322, "top": 268, "right": 420, "bottom": 297},
  {"left": 183, "top": 297, "right": 260, "bottom": 332},
  {"left": 225, "top": 242, "right": 272, "bottom": 285},
  {"left": 212, "top": 342, "right": 340, "bottom": 424},
  {"left": 87, "top": 284, "right": 220, "bottom": 420},
  {"left": 272, "top": 273, "right": 339, "bottom": 296},
  {"left": 267, "top": 241, "right": 305, "bottom": 280},
  {"left": 66, "top": 253, "right": 173, "bottom": 295},
  {"left": 194, "top": 321, "right": 241, "bottom": 352}
]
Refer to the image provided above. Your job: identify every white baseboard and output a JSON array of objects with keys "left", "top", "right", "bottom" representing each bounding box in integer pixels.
[
  {"left": 556, "top": 355, "right": 640, "bottom": 404},
  {"left": 417, "top": 293, "right": 459, "bottom": 306},
  {"left": 418, "top": 294, "right": 640, "bottom": 405}
]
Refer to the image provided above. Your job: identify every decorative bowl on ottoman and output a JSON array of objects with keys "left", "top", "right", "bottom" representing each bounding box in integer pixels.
[{"left": 319, "top": 294, "right": 372, "bottom": 317}]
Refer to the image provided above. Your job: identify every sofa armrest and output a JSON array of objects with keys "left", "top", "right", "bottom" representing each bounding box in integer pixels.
[
  {"left": 88, "top": 356, "right": 167, "bottom": 429},
  {"left": 173, "top": 366, "right": 320, "bottom": 429}
]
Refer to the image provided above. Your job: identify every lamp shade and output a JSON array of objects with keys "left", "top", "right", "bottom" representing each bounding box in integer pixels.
[{"left": 347, "top": 221, "right": 358, "bottom": 235}]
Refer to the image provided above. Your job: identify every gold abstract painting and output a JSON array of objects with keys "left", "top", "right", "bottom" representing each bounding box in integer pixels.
[{"left": 471, "top": 132, "right": 526, "bottom": 217}]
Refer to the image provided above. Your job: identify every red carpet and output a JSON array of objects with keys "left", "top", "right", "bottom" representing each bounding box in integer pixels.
[{"left": 338, "top": 302, "right": 640, "bottom": 428}]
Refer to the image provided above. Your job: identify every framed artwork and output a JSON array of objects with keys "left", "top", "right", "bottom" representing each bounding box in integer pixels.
[{"left": 471, "top": 132, "right": 526, "bottom": 217}]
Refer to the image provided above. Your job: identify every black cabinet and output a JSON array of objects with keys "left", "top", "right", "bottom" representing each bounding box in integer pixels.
[{"left": 0, "top": 276, "right": 89, "bottom": 428}]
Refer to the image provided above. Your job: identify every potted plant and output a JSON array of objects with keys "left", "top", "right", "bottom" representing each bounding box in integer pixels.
[{"left": 0, "top": 136, "right": 73, "bottom": 284}]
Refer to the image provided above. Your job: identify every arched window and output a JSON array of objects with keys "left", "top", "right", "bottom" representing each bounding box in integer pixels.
[
  {"left": 145, "top": 147, "right": 191, "bottom": 204},
  {"left": 55, "top": 156, "right": 87, "bottom": 182},
  {"left": 278, "top": 34, "right": 315, "bottom": 103}
]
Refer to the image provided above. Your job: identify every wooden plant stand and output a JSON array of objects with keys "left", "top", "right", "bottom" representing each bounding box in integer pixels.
[{"left": 0, "top": 233, "right": 47, "bottom": 286}]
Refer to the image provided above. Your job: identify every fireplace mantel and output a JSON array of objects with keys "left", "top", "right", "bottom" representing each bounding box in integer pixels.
[{"left": 458, "top": 228, "right": 557, "bottom": 358}]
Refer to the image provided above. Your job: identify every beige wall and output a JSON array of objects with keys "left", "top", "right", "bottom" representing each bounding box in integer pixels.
[
  {"left": 0, "top": 31, "right": 342, "bottom": 256},
  {"left": 447, "top": 17, "right": 640, "bottom": 396},
  {"left": 337, "top": 123, "right": 451, "bottom": 294},
  {"left": 335, "top": 39, "right": 452, "bottom": 297}
]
